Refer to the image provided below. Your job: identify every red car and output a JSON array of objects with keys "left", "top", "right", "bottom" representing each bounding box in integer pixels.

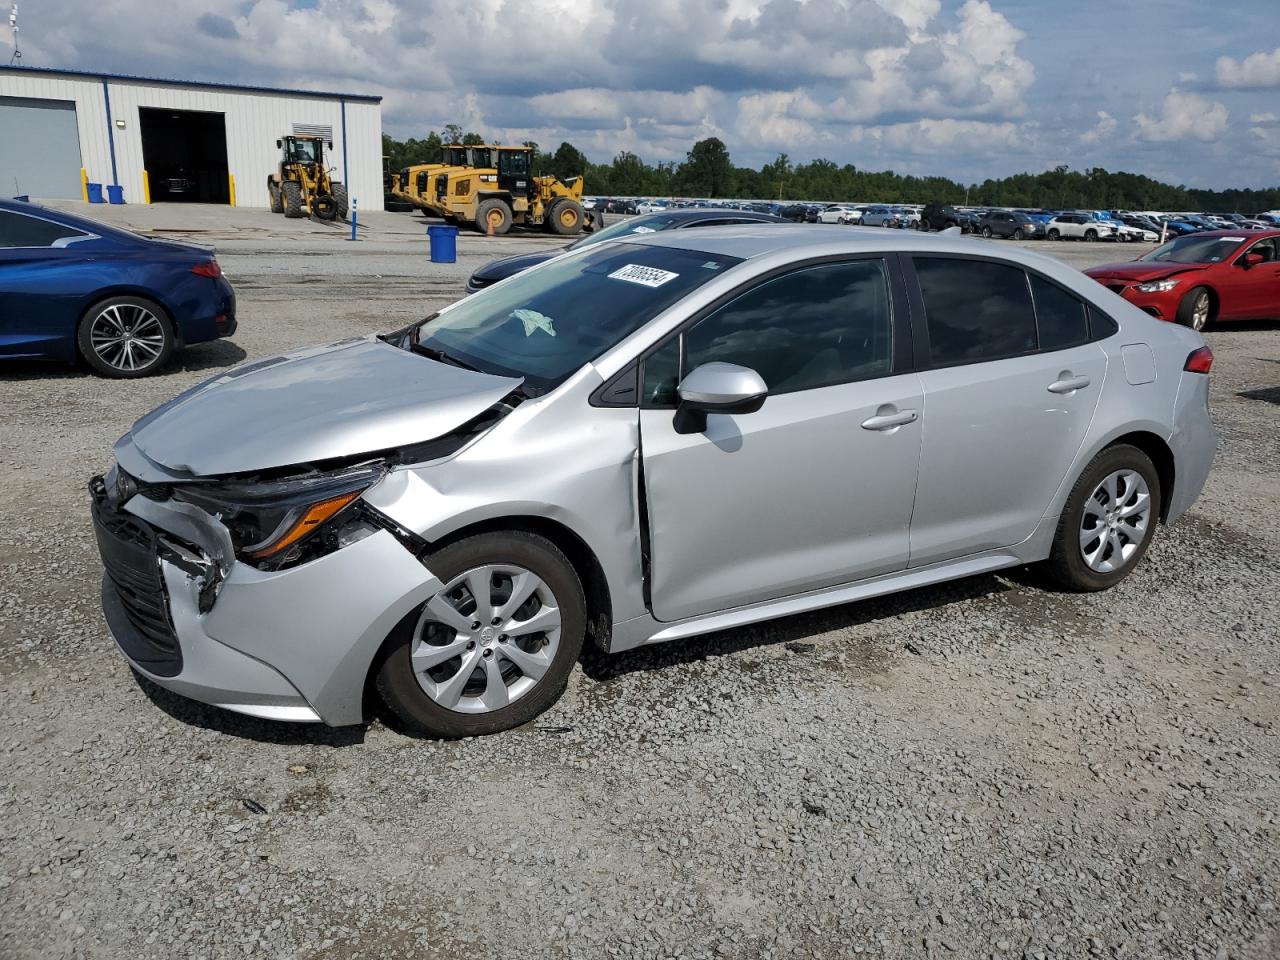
[{"left": 1085, "top": 229, "right": 1280, "bottom": 331}]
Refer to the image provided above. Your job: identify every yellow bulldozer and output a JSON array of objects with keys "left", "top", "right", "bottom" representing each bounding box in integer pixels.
[
  {"left": 268, "top": 134, "right": 348, "bottom": 220},
  {"left": 397, "top": 144, "right": 481, "bottom": 213},
  {"left": 430, "top": 145, "right": 585, "bottom": 235}
]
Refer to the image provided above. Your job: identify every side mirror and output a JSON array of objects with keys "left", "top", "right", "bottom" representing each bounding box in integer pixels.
[
  {"left": 1242, "top": 252, "right": 1264, "bottom": 268},
  {"left": 276, "top": 139, "right": 282, "bottom": 148},
  {"left": 327, "top": 140, "right": 334, "bottom": 149},
  {"left": 673, "top": 362, "right": 768, "bottom": 435}
]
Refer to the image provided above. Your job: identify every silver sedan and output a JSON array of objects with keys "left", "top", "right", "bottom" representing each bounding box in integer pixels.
[{"left": 91, "top": 226, "right": 1217, "bottom": 737}]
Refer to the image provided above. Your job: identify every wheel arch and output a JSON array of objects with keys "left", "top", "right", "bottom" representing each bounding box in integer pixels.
[{"left": 1104, "top": 431, "right": 1176, "bottom": 522}]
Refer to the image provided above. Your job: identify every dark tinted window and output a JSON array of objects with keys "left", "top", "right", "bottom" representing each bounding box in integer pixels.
[
  {"left": 683, "top": 259, "right": 892, "bottom": 395},
  {"left": 641, "top": 337, "right": 681, "bottom": 408},
  {"left": 1088, "top": 306, "right": 1119, "bottom": 339},
  {"left": 915, "top": 257, "right": 1036, "bottom": 366},
  {"left": 0, "top": 210, "right": 89, "bottom": 248},
  {"left": 1030, "top": 276, "right": 1089, "bottom": 350}
]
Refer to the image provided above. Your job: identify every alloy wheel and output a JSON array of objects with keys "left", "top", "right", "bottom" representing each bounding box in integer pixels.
[
  {"left": 411, "top": 564, "right": 562, "bottom": 714},
  {"left": 1191, "top": 291, "right": 1210, "bottom": 331},
  {"left": 89, "top": 303, "right": 167, "bottom": 373},
  {"left": 1079, "top": 470, "right": 1152, "bottom": 574}
]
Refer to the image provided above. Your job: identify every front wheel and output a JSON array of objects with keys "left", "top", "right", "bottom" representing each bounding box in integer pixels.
[
  {"left": 981, "top": 226, "right": 992, "bottom": 238},
  {"left": 77, "top": 296, "right": 175, "bottom": 378},
  {"left": 331, "top": 182, "right": 349, "bottom": 220},
  {"left": 1047, "top": 228, "right": 1060, "bottom": 241},
  {"left": 1012, "top": 228, "right": 1024, "bottom": 240},
  {"left": 1177, "top": 286, "right": 1213, "bottom": 331},
  {"left": 376, "top": 531, "right": 586, "bottom": 738},
  {"left": 547, "top": 198, "right": 585, "bottom": 235},
  {"left": 1084, "top": 228, "right": 1098, "bottom": 242},
  {"left": 1044, "top": 444, "right": 1161, "bottom": 592}
]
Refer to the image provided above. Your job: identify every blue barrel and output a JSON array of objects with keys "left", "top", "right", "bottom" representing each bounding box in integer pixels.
[
  {"left": 107, "top": 185, "right": 124, "bottom": 204},
  {"left": 427, "top": 224, "right": 459, "bottom": 263},
  {"left": 87, "top": 182, "right": 104, "bottom": 204}
]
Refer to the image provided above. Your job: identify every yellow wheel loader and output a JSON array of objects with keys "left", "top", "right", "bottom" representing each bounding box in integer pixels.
[
  {"left": 431, "top": 146, "right": 585, "bottom": 235},
  {"left": 267, "top": 135, "right": 348, "bottom": 221},
  {"left": 399, "top": 145, "right": 483, "bottom": 215}
]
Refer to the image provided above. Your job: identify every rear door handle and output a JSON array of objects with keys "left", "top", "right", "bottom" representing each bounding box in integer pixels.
[
  {"left": 1048, "top": 374, "right": 1091, "bottom": 394},
  {"left": 861, "top": 408, "right": 918, "bottom": 431}
]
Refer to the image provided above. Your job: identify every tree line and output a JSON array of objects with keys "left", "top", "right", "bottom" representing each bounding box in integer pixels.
[{"left": 382, "top": 131, "right": 1280, "bottom": 213}]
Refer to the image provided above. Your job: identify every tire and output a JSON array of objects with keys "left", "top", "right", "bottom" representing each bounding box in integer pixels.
[
  {"left": 1084, "top": 228, "right": 1098, "bottom": 242},
  {"left": 476, "top": 197, "right": 513, "bottom": 235},
  {"left": 1012, "top": 228, "right": 1024, "bottom": 240},
  {"left": 1047, "top": 228, "right": 1060, "bottom": 241},
  {"left": 1044, "top": 444, "right": 1162, "bottom": 592},
  {"left": 77, "top": 296, "right": 175, "bottom": 378},
  {"left": 1176, "top": 286, "right": 1213, "bottom": 332},
  {"left": 312, "top": 195, "right": 338, "bottom": 221},
  {"left": 547, "top": 198, "right": 585, "bottom": 236},
  {"left": 981, "top": 226, "right": 992, "bottom": 238},
  {"left": 331, "top": 182, "right": 349, "bottom": 220},
  {"left": 282, "top": 181, "right": 303, "bottom": 219},
  {"left": 376, "top": 531, "right": 587, "bottom": 738},
  {"left": 268, "top": 180, "right": 283, "bottom": 214}
]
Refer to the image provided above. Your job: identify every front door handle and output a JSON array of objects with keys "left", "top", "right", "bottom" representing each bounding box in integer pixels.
[
  {"left": 1048, "top": 374, "right": 1091, "bottom": 394},
  {"left": 861, "top": 408, "right": 918, "bottom": 431}
]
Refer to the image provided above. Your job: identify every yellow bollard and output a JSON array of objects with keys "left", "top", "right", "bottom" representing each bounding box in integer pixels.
[
  {"left": 142, "top": 170, "right": 151, "bottom": 205},
  {"left": 80, "top": 168, "right": 89, "bottom": 203},
  {"left": 228, "top": 174, "right": 236, "bottom": 207}
]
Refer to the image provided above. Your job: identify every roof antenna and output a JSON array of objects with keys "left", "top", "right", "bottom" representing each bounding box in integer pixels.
[{"left": 7, "top": 2, "right": 20, "bottom": 65}]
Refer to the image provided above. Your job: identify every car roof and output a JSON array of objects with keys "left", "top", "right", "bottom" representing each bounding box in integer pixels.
[
  {"left": 0, "top": 197, "right": 147, "bottom": 243},
  {"left": 1170, "top": 228, "right": 1280, "bottom": 240},
  {"left": 620, "top": 222, "right": 1053, "bottom": 263}
]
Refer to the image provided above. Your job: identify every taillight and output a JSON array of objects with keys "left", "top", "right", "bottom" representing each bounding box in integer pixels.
[
  {"left": 1184, "top": 346, "right": 1213, "bottom": 374},
  {"left": 191, "top": 260, "right": 222, "bottom": 279}
]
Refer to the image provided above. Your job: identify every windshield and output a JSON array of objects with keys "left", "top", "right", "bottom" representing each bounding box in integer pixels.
[
  {"left": 286, "top": 139, "right": 321, "bottom": 163},
  {"left": 1141, "top": 235, "right": 1248, "bottom": 264},
  {"left": 403, "top": 242, "right": 742, "bottom": 394},
  {"left": 567, "top": 215, "right": 683, "bottom": 251}
]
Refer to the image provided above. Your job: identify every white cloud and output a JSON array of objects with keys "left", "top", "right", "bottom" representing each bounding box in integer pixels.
[
  {"left": 1080, "top": 110, "right": 1117, "bottom": 144},
  {"left": 1250, "top": 111, "right": 1278, "bottom": 123},
  {"left": 1133, "top": 91, "right": 1229, "bottom": 143},
  {"left": 1217, "top": 47, "right": 1280, "bottom": 88}
]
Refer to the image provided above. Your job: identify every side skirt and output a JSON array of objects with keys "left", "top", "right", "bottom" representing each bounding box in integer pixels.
[{"left": 608, "top": 550, "right": 1024, "bottom": 653}]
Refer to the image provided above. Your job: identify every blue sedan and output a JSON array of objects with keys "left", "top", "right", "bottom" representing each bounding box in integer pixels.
[{"left": 0, "top": 199, "right": 236, "bottom": 377}]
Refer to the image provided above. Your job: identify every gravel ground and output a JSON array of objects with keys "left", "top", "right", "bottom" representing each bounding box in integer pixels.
[{"left": 1, "top": 208, "right": 1277, "bottom": 960}]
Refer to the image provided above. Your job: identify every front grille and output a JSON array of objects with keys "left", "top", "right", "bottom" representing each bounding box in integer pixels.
[
  {"left": 468, "top": 274, "right": 495, "bottom": 290},
  {"left": 91, "top": 487, "right": 183, "bottom": 676}
]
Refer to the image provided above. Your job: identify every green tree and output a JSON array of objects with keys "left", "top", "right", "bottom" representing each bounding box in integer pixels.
[
  {"left": 549, "top": 142, "right": 588, "bottom": 181},
  {"left": 678, "top": 137, "right": 734, "bottom": 197},
  {"left": 443, "top": 123, "right": 463, "bottom": 145}
]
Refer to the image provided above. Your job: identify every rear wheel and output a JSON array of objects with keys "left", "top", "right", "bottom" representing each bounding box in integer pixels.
[
  {"left": 282, "top": 181, "right": 303, "bottom": 218},
  {"left": 1177, "top": 286, "right": 1213, "bottom": 331},
  {"left": 547, "top": 198, "right": 585, "bottom": 235},
  {"left": 476, "top": 198, "right": 513, "bottom": 235},
  {"left": 331, "top": 182, "right": 349, "bottom": 220},
  {"left": 268, "top": 180, "right": 283, "bottom": 214},
  {"left": 376, "top": 531, "right": 586, "bottom": 738},
  {"left": 1044, "top": 445, "right": 1161, "bottom": 591},
  {"left": 77, "top": 296, "right": 175, "bottom": 378}
]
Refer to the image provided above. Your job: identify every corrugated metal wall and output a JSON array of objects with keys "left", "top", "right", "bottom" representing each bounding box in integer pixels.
[{"left": 0, "top": 71, "right": 383, "bottom": 210}]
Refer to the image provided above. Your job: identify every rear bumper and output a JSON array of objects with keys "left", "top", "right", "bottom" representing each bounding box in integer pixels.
[
  {"left": 1166, "top": 371, "right": 1217, "bottom": 523},
  {"left": 95, "top": 490, "right": 442, "bottom": 726}
]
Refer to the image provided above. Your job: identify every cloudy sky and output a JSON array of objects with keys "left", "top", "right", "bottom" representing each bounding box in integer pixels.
[{"left": 5, "top": 0, "right": 1279, "bottom": 188}]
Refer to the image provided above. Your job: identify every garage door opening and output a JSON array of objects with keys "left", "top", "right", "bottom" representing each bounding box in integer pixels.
[{"left": 139, "top": 108, "right": 230, "bottom": 204}]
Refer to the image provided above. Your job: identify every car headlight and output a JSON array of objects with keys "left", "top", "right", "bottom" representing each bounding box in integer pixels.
[
  {"left": 1135, "top": 278, "right": 1181, "bottom": 293},
  {"left": 173, "top": 464, "right": 384, "bottom": 569}
]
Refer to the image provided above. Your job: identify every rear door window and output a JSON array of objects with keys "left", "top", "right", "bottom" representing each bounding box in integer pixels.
[
  {"left": 914, "top": 257, "right": 1037, "bottom": 366},
  {"left": 0, "top": 210, "right": 91, "bottom": 248}
]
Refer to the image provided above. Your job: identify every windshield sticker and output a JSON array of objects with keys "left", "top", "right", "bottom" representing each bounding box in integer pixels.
[
  {"left": 608, "top": 264, "right": 680, "bottom": 288},
  {"left": 1220, "top": 237, "right": 1245, "bottom": 242},
  {"left": 701, "top": 261, "right": 724, "bottom": 270},
  {"left": 630, "top": 226, "right": 656, "bottom": 234},
  {"left": 512, "top": 308, "right": 557, "bottom": 338}
]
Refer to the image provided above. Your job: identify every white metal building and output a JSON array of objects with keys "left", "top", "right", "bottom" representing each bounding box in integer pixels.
[{"left": 0, "top": 65, "right": 384, "bottom": 210}]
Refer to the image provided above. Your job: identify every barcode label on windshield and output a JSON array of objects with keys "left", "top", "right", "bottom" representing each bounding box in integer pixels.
[{"left": 609, "top": 264, "right": 679, "bottom": 287}]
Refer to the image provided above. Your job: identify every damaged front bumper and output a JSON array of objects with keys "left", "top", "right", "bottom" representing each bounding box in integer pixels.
[{"left": 92, "top": 475, "right": 442, "bottom": 726}]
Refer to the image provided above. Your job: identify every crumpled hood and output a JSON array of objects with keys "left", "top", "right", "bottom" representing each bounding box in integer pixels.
[
  {"left": 1085, "top": 261, "right": 1209, "bottom": 283},
  {"left": 126, "top": 338, "right": 522, "bottom": 476}
]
